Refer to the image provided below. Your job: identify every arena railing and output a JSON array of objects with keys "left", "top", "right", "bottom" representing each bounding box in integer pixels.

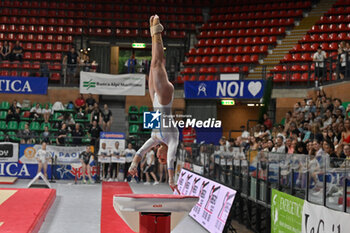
[{"left": 177, "top": 144, "right": 350, "bottom": 227}]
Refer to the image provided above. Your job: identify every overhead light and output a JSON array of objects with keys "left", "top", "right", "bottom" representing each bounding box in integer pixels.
[
  {"left": 221, "top": 99, "right": 235, "bottom": 105},
  {"left": 132, "top": 43, "right": 146, "bottom": 48},
  {"left": 247, "top": 104, "right": 255, "bottom": 107},
  {"left": 87, "top": 47, "right": 91, "bottom": 51}
]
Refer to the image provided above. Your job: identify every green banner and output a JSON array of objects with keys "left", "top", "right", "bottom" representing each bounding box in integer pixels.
[{"left": 271, "top": 189, "right": 304, "bottom": 233}]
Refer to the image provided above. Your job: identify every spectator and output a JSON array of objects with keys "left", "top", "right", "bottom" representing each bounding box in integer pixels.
[
  {"left": 90, "top": 103, "right": 101, "bottom": 124},
  {"left": 79, "top": 146, "right": 94, "bottom": 183},
  {"left": 143, "top": 147, "right": 159, "bottom": 185},
  {"left": 126, "top": 55, "right": 137, "bottom": 73},
  {"left": 295, "top": 141, "right": 307, "bottom": 154},
  {"left": 98, "top": 142, "right": 110, "bottom": 181},
  {"left": 101, "top": 104, "right": 113, "bottom": 132},
  {"left": 76, "top": 107, "right": 86, "bottom": 120},
  {"left": 338, "top": 47, "right": 346, "bottom": 79},
  {"left": 272, "top": 136, "right": 286, "bottom": 153},
  {"left": 340, "top": 119, "right": 350, "bottom": 145},
  {"left": 11, "top": 40, "right": 23, "bottom": 62},
  {"left": 71, "top": 123, "right": 84, "bottom": 145},
  {"left": 18, "top": 123, "right": 33, "bottom": 144},
  {"left": 85, "top": 93, "right": 96, "bottom": 112},
  {"left": 182, "top": 125, "right": 196, "bottom": 146},
  {"left": 6, "top": 100, "right": 20, "bottom": 123},
  {"left": 340, "top": 144, "right": 350, "bottom": 168},
  {"left": 0, "top": 41, "right": 11, "bottom": 60},
  {"left": 42, "top": 104, "right": 52, "bottom": 123},
  {"left": 63, "top": 46, "right": 80, "bottom": 84},
  {"left": 74, "top": 94, "right": 86, "bottom": 111},
  {"left": 157, "top": 143, "right": 168, "bottom": 183},
  {"left": 30, "top": 103, "right": 42, "bottom": 121},
  {"left": 110, "top": 141, "right": 122, "bottom": 181},
  {"left": 263, "top": 113, "right": 273, "bottom": 129},
  {"left": 123, "top": 143, "right": 136, "bottom": 182},
  {"left": 313, "top": 46, "right": 327, "bottom": 85},
  {"left": 88, "top": 120, "right": 102, "bottom": 146},
  {"left": 62, "top": 113, "right": 75, "bottom": 129},
  {"left": 240, "top": 125, "right": 250, "bottom": 146},
  {"left": 56, "top": 123, "right": 68, "bottom": 145},
  {"left": 41, "top": 126, "right": 51, "bottom": 143},
  {"left": 313, "top": 139, "right": 329, "bottom": 169}
]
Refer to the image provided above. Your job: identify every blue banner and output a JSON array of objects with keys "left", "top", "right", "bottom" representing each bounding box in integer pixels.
[
  {"left": 184, "top": 80, "right": 265, "bottom": 99},
  {"left": 0, "top": 76, "right": 48, "bottom": 95},
  {"left": 100, "top": 132, "right": 125, "bottom": 139}
]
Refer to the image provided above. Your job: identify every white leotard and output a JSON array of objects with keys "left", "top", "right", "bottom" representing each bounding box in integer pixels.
[{"left": 136, "top": 93, "right": 179, "bottom": 169}]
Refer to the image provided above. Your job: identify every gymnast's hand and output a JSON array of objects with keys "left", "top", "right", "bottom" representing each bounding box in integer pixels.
[{"left": 128, "top": 161, "right": 138, "bottom": 177}]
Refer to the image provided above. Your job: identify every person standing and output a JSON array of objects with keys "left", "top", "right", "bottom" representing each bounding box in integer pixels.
[
  {"left": 79, "top": 146, "right": 94, "bottom": 184},
  {"left": 313, "top": 46, "right": 327, "bottom": 85},
  {"left": 98, "top": 143, "right": 110, "bottom": 181},
  {"left": 101, "top": 104, "right": 113, "bottom": 132},
  {"left": 63, "top": 46, "right": 80, "bottom": 84},
  {"left": 88, "top": 120, "right": 102, "bottom": 146},
  {"left": 110, "top": 141, "right": 122, "bottom": 181},
  {"left": 124, "top": 143, "right": 136, "bottom": 182},
  {"left": 35, "top": 142, "right": 51, "bottom": 178},
  {"left": 143, "top": 147, "right": 159, "bottom": 185}
]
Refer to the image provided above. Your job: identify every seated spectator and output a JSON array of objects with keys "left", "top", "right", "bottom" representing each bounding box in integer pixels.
[
  {"left": 101, "top": 104, "right": 112, "bottom": 132},
  {"left": 42, "top": 104, "right": 52, "bottom": 123},
  {"left": 6, "top": 100, "right": 20, "bottom": 123},
  {"left": 340, "top": 119, "right": 350, "bottom": 145},
  {"left": 85, "top": 93, "right": 96, "bottom": 112},
  {"left": 263, "top": 113, "right": 273, "bottom": 129},
  {"left": 11, "top": 40, "right": 23, "bottom": 62},
  {"left": 76, "top": 107, "right": 86, "bottom": 120},
  {"left": 88, "top": 120, "right": 102, "bottom": 146},
  {"left": 62, "top": 113, "right": 75, "bottom": 130},
  {"left": 56, "top": 123, "right": 68, "bottom": 145},
  {"left": 340, "top": 144, "right": 350, "bottom": 168},
  {"left": 74, "top": 94, "right": 86, "bottom": 111},
  {"left": 18, "top": 123, "right": 33, "bottom": 144},
  {"left": 71, "top": 123, "right": 84, "bottom": 145},
  {"left": 272, "top": 136, "right": 286, "bottom": 153},
  {"left": 41, "top": 126, "right": 51, "bottom": 143},
  {"left": 0, "top": 41, "right": 11, "bottom": 60},
  {"left": 30, "top": 103, "right": 42, "bottom": 121}
]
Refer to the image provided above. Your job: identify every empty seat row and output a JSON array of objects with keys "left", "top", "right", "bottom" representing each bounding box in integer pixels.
[
  {"left": 0, "top": 33, "right": 73, "bottom": 43},
  {"left": 183, "top": 55, "right": 259, "bottom": 65},
  {"left": 177, "top": 75, "right": 218, "bottom": 83},
  {"left": 0, "top": 42, "right": 70, "bottom": 52},
  {"left": 0, "top": 25, "right": 83, "bottom": 35},
  {"left": 203, "top": 18, "right": 294, "bottom": 30},
  {"left": 211, "top": 2, "right": 310, "bottom": 14},
  {"left": 326, "top": 7, "right": 350, "bottom": 15},
  {"left": 293, "top": 42, "right": 344, "bottom": 52},
  {"left": 317, "top": 15, "right": 350, "bottom": 24},
  {"left": 301, "top": 32, "right": 350, "bottom": 42},
  {"left": 197, "top": 36, "right": 277, "bottom": 47},
  {"left": 210, "top": 10, "right": 302, "bottom": 21},
  {"left": 198, "top": 27, "right": 285, "bottom": 38},
  {"left": 187, "top": 45, "right": 268, "bottom": 56},
  {"left": 181, "top": 66, "right": 249, "bottom": 74},
  {"left": 273, "top": 73, "right": 337, "bottom": 83},
  {"left": 310, "top": 24, "right": 350, "bottom": 33},
  {"left": 0, "top": 61, "right": 62, "bottom": 70}
]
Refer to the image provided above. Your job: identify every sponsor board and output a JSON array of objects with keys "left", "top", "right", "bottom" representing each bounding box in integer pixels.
[
  {"left": 175, "top": 169, "right": 237, "bottom": 233},
  {"left": 0, "top": 142, "right": 18, "bottom": 162},
  {"left": 0, "top": 76, "right": 48, "bottom": 94},
  {"left": 80, "top": 71, "right": 145, "bottom": 96},
  {"left": 302, "top": 201, "right": 350, "bottom": 233},
  {"left": 184, "top": 80, "right": 264, "bottom": 99},
  {"left": 99, "top": 132, "right": 126, "bottom": 163},
  {"left": 271, "top": 189, "right": 304, "bottom": 233}
]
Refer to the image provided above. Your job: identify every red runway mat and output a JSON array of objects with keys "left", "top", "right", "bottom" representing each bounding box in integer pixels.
[
  {"left": 0, "top": 188, "right": 56, "bottom": 233},
  {"left": 101, "top": 182, "right": 135, "bottom": 233}
]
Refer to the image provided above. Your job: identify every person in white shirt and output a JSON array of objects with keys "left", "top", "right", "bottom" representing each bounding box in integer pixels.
[
  {"left": 272, "top": 136, "right": 286, "bottom": 153},
  {"left": 42, "top": 103, "right": 52, "bottom": 123},
  {"left": 123, "top": 143, "right": 136, "bottom": 182},
  {"left": 30, "top": 103, "right": 42, "bottom": 121},
  {"left": 35, "top": 142, "right": 51, "bottom": 178},
  {"left": 338, "top": 47, "right": 347, "bottom": 79},
  {"left": 240, "top": 125, "right": 250, "bottom": 145},
  {"left": 143, "top": 148, "right": 159, "bottom": 185},
  {"left": 313, "top": 46, "right": 327, "bottom": 84},
  {"left": 98, "top": 143, "right": 110, "bottom": 181},
  {"left": 109, "top": 141, "right": 122, "bottom": 181}
]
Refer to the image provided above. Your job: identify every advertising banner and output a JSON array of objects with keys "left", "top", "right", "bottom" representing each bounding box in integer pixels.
[
  {"left": 271, "top": 189, "right": 304, "bottom": 233},
  {"left": 302, "top": 201, "right": 350, "bottom": 233},
  {"left": 0, "top": 162, "right": 40, "bottom": 178},
  {"left": 184, "top": 80, "right": 264, "bottom": 99},
  {"left": 0, "top": 76, "right": 48, "bottom": 95},
  {"left": 99, "top": 132, "right": 126, "bottom": 163},
  {"left": 80, "top": 71, "right": 145, "bottom": 96},
  {"left": 0, "top": 142, "right": 19, "bottom": 162},
  {"left": 19, "top": 144, "right": 86, "bottom": 164},
  {"left": 175, "top": 169, "right": 237, "bottom": 233}
]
